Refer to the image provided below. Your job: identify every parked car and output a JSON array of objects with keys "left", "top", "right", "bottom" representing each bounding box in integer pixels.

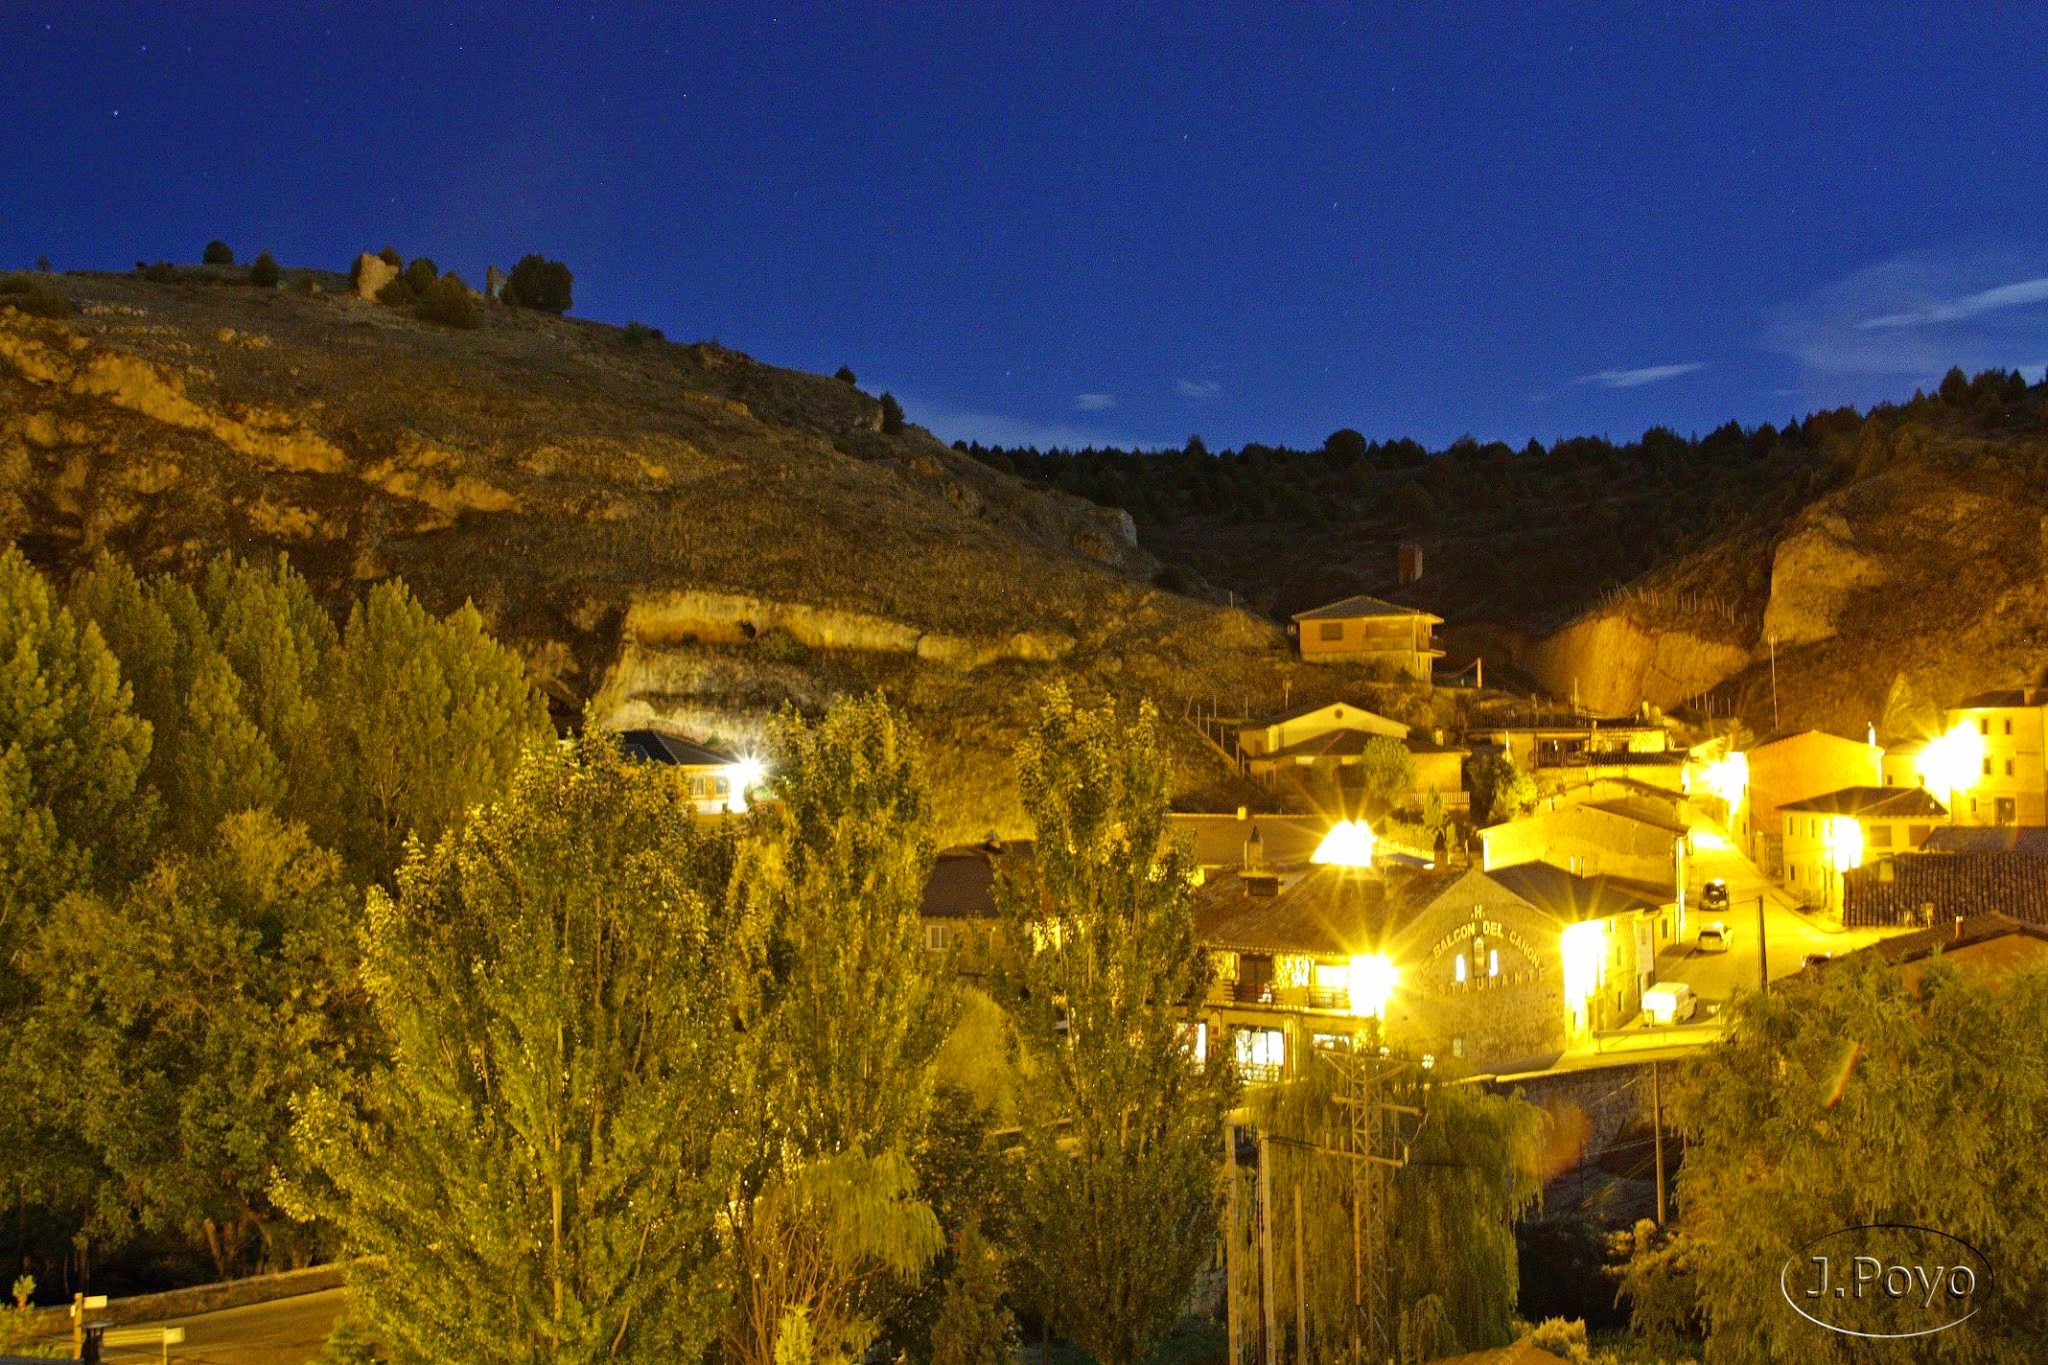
[
  {"left": 1697, "top": 921, "right": 1731, "bottom": 952},
  {"left": 1699, "top": 878, "right": 1730, "bottom": 915},
  {"left": 1641, "top": 982, "right": 1697, "bottom": 1025}
]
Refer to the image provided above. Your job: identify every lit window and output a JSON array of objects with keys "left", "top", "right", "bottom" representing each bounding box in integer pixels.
[
  {"left": 1489, "top": 948, "right": 1500, "bottom": 977},
  {"left": 1454, "top": 954, "right": 1467, "bottom": 983}
]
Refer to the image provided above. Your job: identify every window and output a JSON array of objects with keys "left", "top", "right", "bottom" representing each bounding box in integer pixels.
[
  {"left": 923, "top": 924, "right": 954, "bottom": 952},
  {"left": 1980, "top": 718, "right": 1991, "bottom": 736},
  {"left": 1867, "top": 825, "right": 1893, "bottom": 850},
  {"left": 1234, "top": 1028, "right": 1286, "bottom": 1080},
  {"left": 2006, "top": 719, "right": 2014, "bottom": 736},
  {"left": 1489, "top": 948, "right": 1501, "bottom": 977},
  {"left": 1454, "top": 953, "right": 1467, "bottom": 983},
  {"left": 1984, "top": 758, "right": 1993, "bottom": 776},
  {"left": 1318, "top": 622, "right": 1343, "bottom": 642},
  {"left": 2007, "top": 759, "right": 2016, "bottom": 776}
]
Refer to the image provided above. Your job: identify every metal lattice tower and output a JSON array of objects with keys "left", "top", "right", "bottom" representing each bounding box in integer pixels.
[{"left": 1322, "top": 1041, "right": 1426, "bottom": 1365}]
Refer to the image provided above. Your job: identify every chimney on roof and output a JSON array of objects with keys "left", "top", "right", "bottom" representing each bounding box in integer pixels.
[{"left": 1245, "top": 824, "right": 1265, "bottom": 872}]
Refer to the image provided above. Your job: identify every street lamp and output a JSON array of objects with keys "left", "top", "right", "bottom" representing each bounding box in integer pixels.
[{"left": 1918, "top": 724, "right": 1984, "bottom": 825}]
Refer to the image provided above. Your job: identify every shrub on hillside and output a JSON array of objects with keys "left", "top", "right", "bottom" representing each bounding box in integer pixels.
[
  {"left": 502, "top": 255, "right": 573, "bottom": 313},
  {"left": 880, "top": 392, "right": 906, "bottom": 435},
  {"left": 835, "top": 365, "right": 858, "bottom": 385},
  {"left": 401, "top": 258, "right": 439, "bottom": 293},
  {"left": 203, "top": 240, "right": 235, "bottom": 265},
  {"left": 0, "top": 274, "right": 74, "bottom": 318},
  {"left": 621, "top": 321, "right": 663, "bottom": 346},
  {"left": 141, "top": 260, "right": 180, "bottom": 283},
  {"left": 378, "top": 245, "right": 403, "bottom": 268},
  {"left": 375, "top": 277, "right": 416, "bottom": 307},
  {"left": 250, "top": 252, "right": 282, "bottom": 288},
  {"left": 415, "top": 273, "right": 481, "bottom": 329}
]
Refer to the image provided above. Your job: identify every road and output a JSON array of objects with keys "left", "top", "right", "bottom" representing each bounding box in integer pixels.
[{"left": 101, "top": 1287, "right": 344, "bottom": 1365}]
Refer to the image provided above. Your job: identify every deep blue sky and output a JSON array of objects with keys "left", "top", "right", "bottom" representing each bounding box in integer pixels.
[{"left": 8, "top": 3, "right": 2048, "bottom": 451}]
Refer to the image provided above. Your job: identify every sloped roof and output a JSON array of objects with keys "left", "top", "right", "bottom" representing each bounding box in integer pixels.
[
  {"left": 1585, "top": 797, "right": 1689, "bottom": 835},
  {"left": 1194, "top": 866, "right": 1457, "bottom": 957},
  {"left": 921, "top": 841, "right": 1035, "bottom": 920},
  {"left": 1955, "top": 688, "right": 2043, "bottom": 709},
  {"left": 1172, "top": 814, "right": 1329, "bottom": 868},
  {"left": 1243, "top": 698, "right": 1407, "bottom": 732},
  {"left": 615, "top": 728, "right": 738, "bottom": 768},
  {"left": 1750, "top": 727, "right": 1869, "bottom": 753},
  {"left": 1923, "top": 826, "right": 2048, "bottom": 854},
  {"left": 1843, "top": 850, "right": 2048, "bottom": 928},
  {"left": 1259, "top": 730, "right": 1467, "bottom": 762},
  {"left": 1292, "top": 594, "right": 1442, "bottom": 623},
  {"left": 1779, "top": 786, "right": 1947, "bottom": 819},
  {"left": 1834, "top": 911, "right": 2048, "bottom": 968},
  {"left": 1483, "top": 862, "right": 1672, "bottom": 919}
]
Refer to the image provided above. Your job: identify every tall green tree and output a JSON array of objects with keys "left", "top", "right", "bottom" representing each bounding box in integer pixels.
[
  {"left": 285, "top": 735, "right": 753, "bottom": 1365},
  {"left": 995, "top": 685, "right": 1236, "bottom": 1365},
  {"left": 323, "top": 581, "right": 548, "bottom": 880},
  {"left": 726, "top": 696, "right": 954, "bottom": 1365},
  {"left": 203, "top": 553, "right": 338, "bottom": 826},
  {"left": 24, "top": 812, "right": 366, "bottom": 1277},
  {"left": 1356, "top": 735, "right": 1417, "bottom": 818},
  {"left": 0, "top": 547, "right": 152, "bottom": 946},
  {"left": 1623, "top": 957, "right": 2048, "bottom": 1363},
  {"left": 71, "top": 557, "right": 281, "bottom": 852},
  {"left": 1466, "top": 750, "right": 1536, "bottom": 825}
]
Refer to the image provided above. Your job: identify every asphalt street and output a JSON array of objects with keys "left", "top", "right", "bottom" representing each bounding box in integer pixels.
[{"left": 100, "top": 1287, "right": 345, "bottom": 1365}]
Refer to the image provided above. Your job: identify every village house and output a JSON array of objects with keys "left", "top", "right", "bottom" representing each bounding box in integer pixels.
[
  {"left": 614, "top": 727, "right": 760, "bottom": 815},
  {"left": 1172, "top": 811, "right": 1331, "bottom": 871},
  {"left": 1192, "top": 859, "right": 1662, "bottom": 1078},
  {"left": 917, "top": 839, "right": 1032, "bottom": 977},
  {"left": 1233, "top": 701, "right": 1468, "bottom": 810},
  {"left": 1942, "top": 688, "right": 2048, "bottom": 826},
  {"left": 1289, "top": 595, "right": 1444, "bottom": 681},
  {"left": 1746, "top": 729, "right": 1885, "bottom": 876},
  {"left": 1477, "top": 798, "right": 1689, "bottom": 943},
  {"left": 1779, "top": 786, "right": 1947, "bottom": 913},
  {"left": 1810, "top": 912, "right": 2048, "bottom": 989}
]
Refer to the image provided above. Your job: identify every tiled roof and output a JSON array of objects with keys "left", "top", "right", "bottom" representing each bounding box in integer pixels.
[
  {"left": 1585, "top": 797, "right": 1690, "bottom": 835},
  {"left": 1259, "top": 730, "right": 1467, "bottom": 762},
  {"left": 1243, "top": 699, "right": 1407, "bottom": 732},
  {"left": 1194, "top": 865, "right": 1457, "bottom": 957},
  {"left": 1292, "top": 594, "right": 1441, "bottom": 623},
  {"left": 1172, "top": 814, "right": 1329, "bottom": 868},
  {"left": 1955, "top": 688, "right": 2043, "bottom": 709},
  {"left": 921, "top": 841, "right": 1035, "bottom": 920},
  {"left": 1482, "top": 862, "right": 1672, "bottom": 919},
  {"left": 1831, "top": 911, "right": 2048, "bottom": 968},
  {"left": 614, "top": 728, "right": 738, "bottom": 768},
  {"left": 1778, "top": 786, "right": 1947, "bottom": 819},
  {"left": 1922, "top": 826, "right": 2048, "bottom": 854},
  {"left": 1750, "top": 727, "right": 1868, "bottom": 753},
  {"left": 1842, "top": 851, "right": 2048, "bottom": 928}
]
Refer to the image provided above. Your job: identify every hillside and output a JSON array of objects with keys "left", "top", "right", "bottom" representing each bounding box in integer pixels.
[
  {"left": 969, "top": 373, "right": 2048, "bottom": 745},
  {"left": 0, "top": 262, "right": 1458, "bottom": 839}
]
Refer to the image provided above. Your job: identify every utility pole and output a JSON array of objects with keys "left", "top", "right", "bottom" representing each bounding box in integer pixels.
[
  {"left": 1652, "top": 1061, "right": 1667, "bottom": 1228},
  {"left": 1226, "top": 1125, "right": 1240, "bottom": 1365},
  {"left": 1756, "top": 894, "right": 1770, "bottom": 996},
  {"left": 1259, "top": 1129, "right": 1278, "bottom": 1365},
  {"left": 1769, "top": 632, "right": 1780, "bottom": 733},
  {"left": 1293, "top": 1181, "right": 1307, "bottom": 1365}
]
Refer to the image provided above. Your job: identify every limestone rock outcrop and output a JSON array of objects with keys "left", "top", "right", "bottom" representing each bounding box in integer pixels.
[
  {"left": 1762, "top": 513, "right": 1887, "bottom": 647},
  {"left": 352, "top": 253, "right": 397, "bottom": 301}
]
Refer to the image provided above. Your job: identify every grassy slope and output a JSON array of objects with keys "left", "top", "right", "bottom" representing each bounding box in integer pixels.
[{"left": 0, "top": 266, "right": 1456, "bottom": 840}]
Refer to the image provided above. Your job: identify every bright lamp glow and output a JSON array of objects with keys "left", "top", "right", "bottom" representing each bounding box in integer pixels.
[
  {"left": 1827, "top": 815, "right": 1864, "bottom": 873},
  {"left": 1701, "top": 752, "right": 1748, "bottom": 808},
  {"left": 1348, "top": 953, "right": 1398, "bottom": 1018},
  {"left": 1918, "top": 724, "right": 1984, "bottom": 798},
  {"left": 726, "top": 756, "right": 767, "bottom": 813},
  {"left": 1312, "top": 819, "right": 1377, "bottom": 867},
  {"left": 1560, "top": 919, "right": 1609, "bottom": 1011},
  {"left": 1691, "top": 829, "right": 1729, "bottom": 851}
]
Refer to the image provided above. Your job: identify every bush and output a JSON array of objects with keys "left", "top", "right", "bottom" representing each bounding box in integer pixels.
[
  {"left": 0, "top": 275, "right": 72, "bottom": 318},
  {"left": 250, "top": 252, "right": 282, "bottom": 288},
  {"left": 835, "top": 365, "right": 857, "bottom": 385},
  {"left": 415, "top": 273, "right": 480, "bottom": 329},
  {"left": 879, "top": 392, "right": 906, "bottom": 435},
  {"left": 375, "top": 277, "right": 416, "bottom": 307},
  {"left": 1151, "top": 563, "right": 1196, "bottom": 594},
  {"left": 35, "top": 256, "right": 50, "bottom": 273},
  {"left": 401, "top": 257, "right": 439, "bottom": 293},
  {"left": 141, "top": 260, "right": 180, "bottom": 283},
  {"left": 621, "top": 321, "right": 663, "bottom": 346},
  {"left": 203, "top": 240, "right": 235, "bottom": 265},
  {"left": 377, "top": 244, "right": 402, "bottom": 268},
  {"left": 503, "top": 254, "right": 573, "bottom": 313}
]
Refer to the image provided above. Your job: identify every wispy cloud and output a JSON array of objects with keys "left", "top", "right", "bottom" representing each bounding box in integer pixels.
[
  {"left": 1175, "top": 377, "right": 1222, "bottom": 399},
  {"left": 898, "top": 391, "right": 1154, "bottom": 451},
  {"left": 1074, "top": 392, "right": 1116, "bottom": 411},
  {"left": 1573, "top": 362, "right": 1705, "bottom": 389},
  {"left": 1766, "top": 249, "right": 2048, "bottom": 380}
]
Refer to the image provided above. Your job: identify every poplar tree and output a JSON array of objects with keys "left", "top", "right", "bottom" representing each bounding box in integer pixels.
[
  {"left": 323, "top": 580, "right": 548, "bottom": 880},
  {"left": 995, "top": 684, "right": 1236, "bottom": 1365},
  {"left": 726, "top": 696, "right": 953, "bottom": 1365},
  {"left": 203, "top": 553, "right": 338, "bottom": 826},
  {"left": 285, "top": 735, "right": 752, "bottom": 1365}
]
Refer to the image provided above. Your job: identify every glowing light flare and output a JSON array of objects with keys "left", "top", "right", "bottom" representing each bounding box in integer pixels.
[
  {"left": 1691, "top": 829, "right": 1729, "bottom": 852},
  {"left": 1347, "top": 953, "right": 1398, "bottom": 1018},
  {"left": 1560, "top": 919, "right": 1610, "bottom": 1011},
  {"left": 1701, "top": 752, "right": 1749, "bottom": 808},
  {"left": 1827, "top": 815, "right": 1864, "bottom": 873},
  {"left": 1918, "top": 724, "right": 1985, "bottom": 798},
  {"left": 1312, "top": 819, "right": 1377, "bottom": 867},
  {"left": 725, "top": 755, "right": 767, "bottom": 812}
]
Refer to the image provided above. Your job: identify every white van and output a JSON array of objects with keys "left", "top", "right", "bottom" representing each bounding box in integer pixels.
[{"left": 1641, "top": 982, "right": 1697, "bottom": 1026}]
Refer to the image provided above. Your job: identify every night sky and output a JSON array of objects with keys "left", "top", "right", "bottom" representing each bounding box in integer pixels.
[{"left": 8, "top": 3, "right": 2048, "bottom": 451}]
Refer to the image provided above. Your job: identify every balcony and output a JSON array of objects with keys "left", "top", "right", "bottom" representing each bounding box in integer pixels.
[{"left": 1216, "top": 981, "right": 1353, "bottom": 1012}]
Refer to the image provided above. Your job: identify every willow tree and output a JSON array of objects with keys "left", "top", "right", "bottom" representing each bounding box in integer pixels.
[
  {"left": 725, "top": 696, "right": 952, "bottom": 1365},
  {"left": 1246, "top": 1064, "right": 1546, "bottom": 1362},
  {"left": 1623, "top": 956, "right": 2048, "bottom": 1363},
  {"left": 285, "top": 734, "right": 751, "bottom": 1365},
  {"left": 995, "top": 684, "right": 1236, "bottom": 1365}
]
